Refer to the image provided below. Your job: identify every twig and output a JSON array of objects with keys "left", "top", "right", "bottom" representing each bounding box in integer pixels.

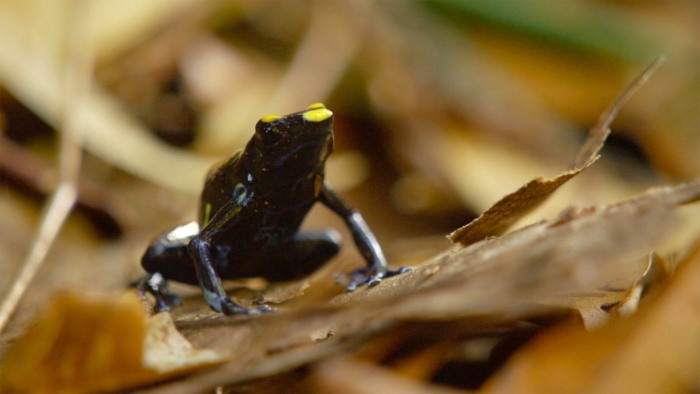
[{"left": 0, "top": 1, "right": 94, "bottom": 334}]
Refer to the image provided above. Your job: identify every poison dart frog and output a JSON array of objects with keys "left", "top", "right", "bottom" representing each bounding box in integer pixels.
[{"left": 139, "top": 103, "right": 409, "bottom": 315}]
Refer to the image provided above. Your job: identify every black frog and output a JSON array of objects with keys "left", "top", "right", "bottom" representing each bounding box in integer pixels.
[{"left": 139, "top": 103, "right": 408, "bottom": 315}]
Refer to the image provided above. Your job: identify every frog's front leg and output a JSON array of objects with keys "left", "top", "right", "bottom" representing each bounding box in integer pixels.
[
  {"left": 319, "top": 185, "right": 410, "bottom": 291},
  {"left": 188, "top": 202, "right": 274, "bottom": 315}
]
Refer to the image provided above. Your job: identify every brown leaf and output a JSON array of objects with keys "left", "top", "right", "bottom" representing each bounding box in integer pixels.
[
  {"left": 481, "top": 243, "right": 700, "bottom": 394},
  {"left": 535, "top": 250, "right": 675, "bottom": 330},
  {"left": 144, "top": 311, "right": 225, "bottom": 373},
  {"left": 449, "top": 57, "right": 665, "bottom": 246},
  {"left": 612, "top": 252, "right": 673, "bottom": 318},
  {"left": 0, "top": 291, "right": 226, "bottom": 393},
  {"left": 374, "top": 180, "right": 699, "bottom": 321},
  {"left": 447, "top": 166, "right": 590, "bottom": 246}
]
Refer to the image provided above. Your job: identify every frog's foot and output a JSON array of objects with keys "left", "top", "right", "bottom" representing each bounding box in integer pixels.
[
  {"left": 205, "top": 292, "right": 277, "bottom": 316},
  {"left": 134, "top": 272, "right": 182, "bottom": 312},
  {"left": 343, "top": 265, "right": 412, "bottom": 292}
]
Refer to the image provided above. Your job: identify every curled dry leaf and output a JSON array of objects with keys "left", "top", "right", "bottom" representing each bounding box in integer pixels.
[
  {"left": 536, "top": 250, "right": 676, "bottom": 330},
  {"left": 449, "top": 57, "right": 666, "bottom": 246},
  {"left": 0, "top": 291, "right": 226, "bottom": 393},
  {"left": 612, "top": 252, "right": 673, "bottom": 318},
  {"left": 144, "top": 311, "right": 225, "bottom": 373},
  {"left": 447, "top": 165, "right": 592, "bottom": 246}
]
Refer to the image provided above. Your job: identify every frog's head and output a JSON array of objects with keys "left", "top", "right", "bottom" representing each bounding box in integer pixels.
[{"left": 246, "top": 103, "right": 334, "bottom": 180}]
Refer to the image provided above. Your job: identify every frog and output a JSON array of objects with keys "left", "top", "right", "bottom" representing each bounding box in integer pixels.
[{"left": 138, "top": 103, "right": 409, "bottom": 315}]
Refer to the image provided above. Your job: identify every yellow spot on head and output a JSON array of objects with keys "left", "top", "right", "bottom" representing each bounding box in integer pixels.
[
  {"left": 307, "top": 102, "right": 326, "bottom": 110},
  {"left": 261, "top": 115, "right": 282, "bottom": 123},
  {"left": 303, "top": 108, "right": 333, "bottom": 122}
]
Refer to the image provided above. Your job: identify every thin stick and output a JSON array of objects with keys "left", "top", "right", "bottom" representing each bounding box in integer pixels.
[{"left": 0, "top": 1, "right": 93, "bottom": 334}]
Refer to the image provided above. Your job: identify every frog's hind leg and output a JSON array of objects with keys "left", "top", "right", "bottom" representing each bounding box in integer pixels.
[
  {"left": 261, "top": 230, "right": 342, "bottom": 281},
  {"left": 138, "top": 239, "right": 192, "bottom": 311},
  {"left": 133, "top": 272, "right": 182, "bottom": 312},
  {"left": 141, "top": 222, "right": 200, "bottom": 286},
  {"left": 137, "top": 222, "right": 201, "bottom": 312}
]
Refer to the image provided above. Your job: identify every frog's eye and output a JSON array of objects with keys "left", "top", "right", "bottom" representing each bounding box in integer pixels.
[{"left": 256, "top": 116, "right": 283, "bottom": 145}]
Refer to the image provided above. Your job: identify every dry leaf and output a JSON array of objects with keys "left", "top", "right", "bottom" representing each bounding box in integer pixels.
[
  {"left": 375, "top": 180, "right": 699, "bottom": 320},
  {"left": 144, "top": 311, "right": 224, "bottom": 373},
  {"left": 612, "top": 252, "right": 673, "bottom": 317},
  {"left": 481, "top": 244, "right": 700, "bottom": 394},
  {"left": 535, "top": 250, "right": 674, "bottom": 330},
  {"left": 448, "top": 165, "right": 590, "bottom": 246},
  {"left": 0, "top": 291, "right": 226, "bottom": 393},
  {"left": 449, "top": 57, "right": 665, "bottom": 245}
]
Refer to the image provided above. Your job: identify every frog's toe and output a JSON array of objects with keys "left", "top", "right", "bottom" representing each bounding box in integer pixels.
[
  {"left": 217, "top": 297, "right": 276, "bottom": 315},
  {"left": 166, "top": 292, "right": 183, "bottom": 306},
  {"left": 134, "top": 272, "right": 182, "bottom": 313},
  {"left": 230, "top": 304, "right": 276, "bottom": 315},
  {"left": 342, "top": 268, "right": 374, "bottom": 292},
  {"left": 218, "top": 298, "right": 248, "bottom": 315},
  {"left": 392, "top": 266, "right": 413, "bottom": 276},
  {"left": 370, "top": 266, "right": 410, "bottom": 285},
  {"left": 342, "top": 265, "right": 411, "bottom": 292},
  {"left": 154, "top": 299, "right": 172, "bottom": 313},
  {"left": 251, "top": 305, "right": 277, "bottom": 313}
]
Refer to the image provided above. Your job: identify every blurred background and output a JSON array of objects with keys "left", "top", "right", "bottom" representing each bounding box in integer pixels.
[{"left": 0, "top": 0, "right": 698, "bottom": 341}]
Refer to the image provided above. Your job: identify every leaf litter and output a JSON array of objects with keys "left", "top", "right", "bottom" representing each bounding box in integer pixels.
[
  {"left": 2, "top": 51, "right": 699, "bottom": 394},
  {"left": 0, "top": 54, "right": 700, "bottom": 392}
]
